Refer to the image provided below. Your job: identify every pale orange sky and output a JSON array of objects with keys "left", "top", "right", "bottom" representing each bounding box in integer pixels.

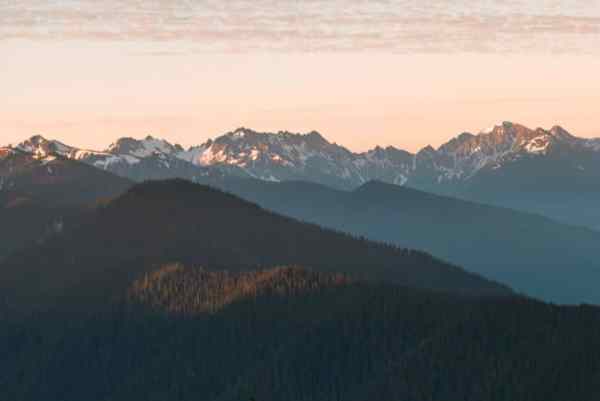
[{"left": 2, "top": 1, "right": 600, "bottom": 152}]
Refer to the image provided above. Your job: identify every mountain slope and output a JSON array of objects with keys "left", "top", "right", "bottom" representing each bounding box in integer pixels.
[
  {"left": 2, "top": 264, "right": 599, "bottom": 401},
  {"left": 0, "top": 179, "right": 510, "bottom": 311},
  {"left": 200, "top": 177, "right": 600, "bottom": 304},
  {"left": 0, "top": 147, "right": 133, "bottom": 260},
  {"left": 1, "top": 174, "right": 599, "bottom": 400},
  {"left": 0, "top": 195, "right": 83, "bottom": 262}
]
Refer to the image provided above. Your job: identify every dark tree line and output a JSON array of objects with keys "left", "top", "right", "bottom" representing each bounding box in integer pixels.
[{"left": 1, "top": 264, "right": 600, "bottom": 401}]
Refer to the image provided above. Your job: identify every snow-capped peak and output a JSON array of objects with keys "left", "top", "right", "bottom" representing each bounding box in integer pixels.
[
  {"left": 107, "top": 135, "right": 182, "bottom": 158},
  {"left": 6, "top": 122, "right": 600, "bottom": 191},
  {"left": 17, "top": 135, "right": 75, "bottom": 159},
  {"left": 16, "top": 135, "right": 115, "bottom": 162},
  {"left": 412, "top": 122, "right": 592, "bottom": 183},
  {"left": 178, "top": 128, "right": 338, "bottom": 169}
]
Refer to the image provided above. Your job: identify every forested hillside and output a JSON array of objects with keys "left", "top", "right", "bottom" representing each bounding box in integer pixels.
[
  {"left": 2, "top": 180, "right": 599, "bottom": 400},
  {"left": 0, "top": 179, "right": 509, "bottom": 312},
  {"left": 2, "top": 265, "right": 599, "bottom": 401}
]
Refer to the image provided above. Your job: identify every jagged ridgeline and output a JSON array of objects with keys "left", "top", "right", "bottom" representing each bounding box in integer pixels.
[{"left": 10, "top": 122, "right": 600, "bottom": 229}]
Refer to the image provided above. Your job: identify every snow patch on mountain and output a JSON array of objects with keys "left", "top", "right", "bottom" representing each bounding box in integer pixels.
[
  {"left": 107, "top": 135, "right": 179, "bottom": 158},
  {"left": 17, "top": 135, "right": 75, "bottom": 159},
  {"left": 7, "top": 122, "right": 600, "bottom": 190},
  {"left": 177, "top": 128, "right": 348, "bottom": 179},
  {"left": 71, "top": 149, "right": 112, "bottom": 160},
  {"left": 523, "top": 135, "right": 551, "bottom": 154},
  {"left": 92, "top": 154, "right": 142, "bottom": 170}
]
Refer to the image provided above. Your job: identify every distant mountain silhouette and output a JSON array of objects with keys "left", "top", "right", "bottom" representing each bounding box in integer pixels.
[{"left": 198, "top": 177, "right": 600, "bottom": 304}]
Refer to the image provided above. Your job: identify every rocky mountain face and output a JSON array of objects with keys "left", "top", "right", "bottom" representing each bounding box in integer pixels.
[
  {"left": 411, "top": 123, "right": 599, "bottom": 190},
  {"left": 11, "top": 129, "right": 417, "bottom": 187},
  {"left": 176, "top": 123, "right": 600, "bottom": 193},
  {"left": 14, "top": 135, "right": 237, "bottom": 183},
  {"left": 441, "top": 123, "right": 600, "bottom": 228},
  {"left": 7, "top": 121, "right": 600, "bottom": 227},
  {"left": 12, "top": 123, "right": 599, "bottom": 189},
  {"left": 178, "top": 128, "right": 415, "bottom": 187}
]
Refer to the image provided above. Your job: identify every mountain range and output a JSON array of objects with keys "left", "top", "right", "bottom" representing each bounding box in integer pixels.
[
  {"left": 4, "top": 144, "right": 600, "bottom": 304},
  {"left": 4, "top": 124, "right": 600, "bottom": 304},
  {"left": 7, "top": 121, "right": 600, "bottom": 228},
  {"left": 1, "top": 147, "right": 599, "bottom": 398}
]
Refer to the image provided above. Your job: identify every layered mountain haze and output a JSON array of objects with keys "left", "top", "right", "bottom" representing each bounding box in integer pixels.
[
  {"left": 5, "top": 128, "right": 600, "bottom": 303},
  {"left": 9, "top": 122, "right": 600, "bottom": 227},
  {"left": 2, "top": 179, "right": 600, "bottom": 401},
  {"left": 2, "top": 143, "right": 600, "bottom": 399},
  {"left": 0, "top": 179, "right": 510, "bottom": 313},
  {"left": 6, "top": 1, "right": 600, "bottom": 397},
  {"left": 205, "top": 177, "right": 600, "bottom": 304}
]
